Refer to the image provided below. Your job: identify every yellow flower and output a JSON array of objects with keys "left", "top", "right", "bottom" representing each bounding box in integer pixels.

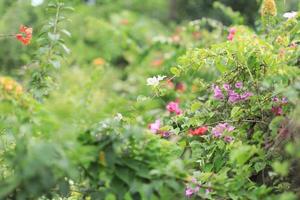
[{"left": 261, "top": 0, "right": 277, "bottom": 16}]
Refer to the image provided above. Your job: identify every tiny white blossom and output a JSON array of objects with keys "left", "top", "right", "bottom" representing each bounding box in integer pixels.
[
  {"left": 283, "top": 11, "right": 298, "bottom": 19},
  {"left": 147, "top": 75, "right": 166, "bottom": 86},
  {"left": 114, "top": 113, "right": 123, "bottom": 121}
]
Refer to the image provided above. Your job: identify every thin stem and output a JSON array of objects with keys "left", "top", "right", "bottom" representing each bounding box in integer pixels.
[
  {"left": 47, "top": 3, "right": 61, "bottom": 63},
  {"left": 0, "top": 34, "right": 16, "bottom": 38}
]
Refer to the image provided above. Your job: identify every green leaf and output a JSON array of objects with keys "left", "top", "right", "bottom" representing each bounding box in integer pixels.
[
  {"left": 272, "top": 161, "right": 289, "bottom": 176},
  {"left": 49, "top": 60, "right": 61, "bottom": 69},
  {"left": 48, "top": 32, "right": 60, "bottom": 41},
  {"left": 230, "top": 106, "right": 242, "bottom": 119},
  {"left": 61, "top": 29, "right": 71, "bottom": 37},
  {"left": 230, "top": 145, "right": 257, "bottom": 165},
  {"left": 254, "top": 162, "right": 266, "bottom": 173},
  {"left": 60, "top": 44, "right": 71, "bottom": 54},
  {"left": 170, "top": 67, "right": 180, "bottom": 76},
  {"left": 191, "top": 102, "right": 202, "bottom": 112}
]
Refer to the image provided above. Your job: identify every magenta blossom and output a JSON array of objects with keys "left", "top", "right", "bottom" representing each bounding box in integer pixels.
[
  {"left": 223, "top": 83, "right": 231, "bottom": 91},
  {"left": 235, "top": 82, "right": 243, "bottom": 89},
  {"left": 185, "top": 186, "right": 200, "bottom": 198},
  {"left": 227, "top": 28, "right": 237, "bottom": 41},
  {"left": 240, "top": 92, "right": 253, "bottom": 100},
  {"left": 166, "top": 101, "right": 182, "bottom": 115},
  {"left": 272, "top": 106, "right": 283, "bottom": 116},
  {"left": 282, "top": 97, "right": 288, "bottom": 104},
  {"left": 213, "top": 82, "right": 252, "bottom": 103},
  {"left": 228, "top": 90, "right": 241, "bottom": 103},
  {"left": 212, "top": 123, "right": 235, "bottom": 138},
  {"left": 229, "top": 27, "right": 237, "bottom": 35},
  {"left": 185, "top": 188, "right": 194, "bottom": 198},
  {"left": 148, "top": 120, "right": 160, "bottom": 133},
  {"left": 224, "top": 135, "right": 234, "bottom": 143},
  {"left": 213, "top": 85, "right": 224, "bottom": 100}
]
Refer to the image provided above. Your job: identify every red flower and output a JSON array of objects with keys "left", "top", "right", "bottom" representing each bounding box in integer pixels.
[
  {"left": 16, "top": 25, "right": 33, "bottom": 45},
  {"left": 189, "top": 126, "right": 208, "bottom": 136}
]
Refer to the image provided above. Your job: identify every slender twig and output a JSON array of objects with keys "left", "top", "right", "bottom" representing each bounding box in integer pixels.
[{"left": 0, "top": 34, "right": 16, "bottom": 38}]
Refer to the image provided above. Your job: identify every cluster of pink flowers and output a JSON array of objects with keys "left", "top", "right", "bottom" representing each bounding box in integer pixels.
[
  {"left": 185, "top": 186, "right": 200, "bottom": 198},
  {"left": 166, "top": 101, "right": 182, "bottom": 115},
  {"left": 271, "top": 96, "right": 288, "bottom": 116},
  {"left": 185, "top": 178, "right": 212, "bottom": 198},
  {"left": 213, "top": 82, "right": 253, "bottom": 103},
  {"left": 227, "top": 27, "right": 237, "bottom": 41},
  {"left": 212, "top": 123, "right": 235, "bottom": 142},
  {"left": 148, "top": 119, "right": 170, "bottom": 138},
  {"left": 185, "top": 178, "right": 200, "bottom": 198}
]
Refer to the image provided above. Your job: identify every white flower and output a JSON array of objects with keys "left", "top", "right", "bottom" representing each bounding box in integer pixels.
[
  {"left": 114, "top": 113, "right": 123, "bottom": 121},
  {"left": 283, "top": 11, "right": 298, "bottom": 19},
  {"left": 147, "top": 75, "right": 166, "bottom": 87}
]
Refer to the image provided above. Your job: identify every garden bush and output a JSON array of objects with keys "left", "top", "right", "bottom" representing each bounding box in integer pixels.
[{"left": 0, "top": 0, "right": 299, "bottom": 199}]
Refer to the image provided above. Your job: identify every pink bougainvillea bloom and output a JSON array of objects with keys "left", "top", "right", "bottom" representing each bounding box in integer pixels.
[
  {"left": 213, "top": 85, "right": 224, "bottom": 100},
  {"left": 185, "top": 186, "right": 200, "bottom": 198},
  {"left": 227, "top": 34, "right": 234, "bottom": 41},
  {"left": 272, "top": 106, "right": 283, "bottom": 116},
  {"left": 224, "top": 135, "right": 234, "bottom": 143},
  {"left": 240, "top": 92, "right": 253, "bottom": 100},
  {"left": 159, "top": 131, "right": 171, "bottom": 138},
  {"left": 227, "top": 27, "right": 237, "bottom": 41},
  {"left": 185, "top": 188, "right": 194, "bottom": 198},
  {"left": 281, "top": 97, "right": 288, "bottom": 104},
  {"left": 272, "top": 97, "right": 279, "bottom": 102},
  {"left": 194, "top": 186, "right": 200, "bottom": 193},
  {"left": 148, "top": 120, "right": 160, "bottom": 133},
  {"left": 223, "top": 83, "right": 231, "bottom": 91},
  {"left": 229, "top": 27, "right": 237, "bottom": 35},
  {"left": 212, "top": 123, "right": 235, "bottom": 138},
  {"left": 235, "top": 82, "right": 243, "bottom": 89},
  {"left": 166, "top": 101, "right": 182, "bottom": 115},
  {"left": 228, "top": 90, "right": 240, "bottom": 103}
]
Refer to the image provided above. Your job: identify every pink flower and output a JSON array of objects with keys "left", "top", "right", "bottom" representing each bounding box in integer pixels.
[
  {"left": 212, "top": 123, "right": 235, "bottom": 138},
  {"left": 224, "top": 135, "right": 234, "bottom": 143},
  {"left": 148, "top": 120, "right": 160, "bottom": 133},
  {"left": 223, "top": 83, "right": 231, "bottom": 91},
  {"left": 227, "top": 27, "right": 237, "bottom": 41},
  {"left": 213, "top": 85, "right": 224, "bottom": 100},
  {"left": 185, "top": 188, "right": 194, "bottom": 198},
  {"left": 271, "top": 106, "right": 283, "bottom": 116},
  {"left": 272, "top": 97, "right": 279, "bottom": 102},
  {"left": 281, "top": 97, "right": 288, "bottom": 104},
  {"left": 185, "top": 186, "right": 200, "bottom": 198},
  {"left": 227, "top": 34, "right": 234, "bottom": 41},
  {"left": 166, "top": 101, "right": 182, "bottom": 115},
  {"left": 161, "top": 131, "right": 171, "bottom": 138},
  {"left": 228, "top": 90, "right": 240, "bottom": 103},
  {"left": 235, "top": 82, "right": 243, "bottom": 89},
  {"left": 240, "top": 92, "right": 253, "bottom": 100},
  {"left": 229, "top": 27, "right": 237, "bottom": 35}
]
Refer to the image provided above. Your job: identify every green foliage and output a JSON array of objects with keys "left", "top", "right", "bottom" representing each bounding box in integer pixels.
[{"left": 0, "top": 1, "right": 300, "bottom": 200}]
